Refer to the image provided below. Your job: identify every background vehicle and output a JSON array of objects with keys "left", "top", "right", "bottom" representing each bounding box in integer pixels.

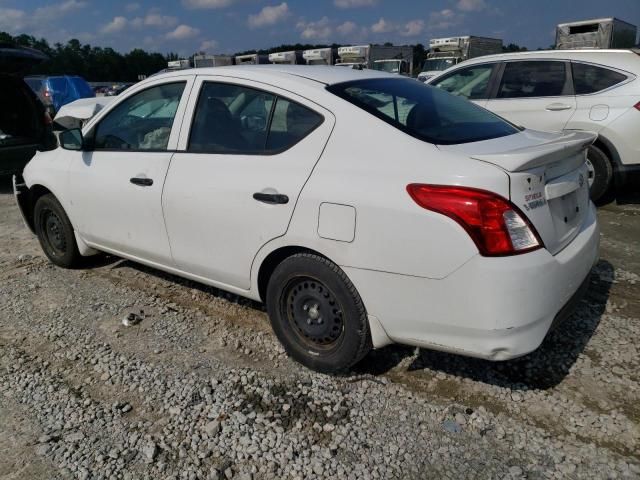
[
  {"left": 302, "top": 47, "right": 337, "bottom": 66},
  {"left": 25, "top": 75, "right": 95, "bottom": 116},
  {"left": 0, "top": 44, "right": 56, "bottom": 176},
  {"left": 193, "top": 55, "right": 234, "bottom": 68},
  {"left": 428, "top": 49, "right": 640, "bottom": 201},
  {"left": 105, "top": 84, "right": 133, "bottom": 96},
  {"left": 167, "top": 59, "right": 191, "bottom": 70},
  {"left": 269, "top": 51, "right": 304, "bottom": 65},
  {"left": 337, "top": 45, "right": 414, "bottom": 75},
  {"left": 235, "top": 53, "right": 269, "bottom": 65},
  {"left": 417, "top": 36, "right": 503, "bottom": 82},
  {"left": 556, "top": 18, "right": 637, "bottom": 49},
  {"left": 16, "top": 66, "right": 598, "bottom": 373}
]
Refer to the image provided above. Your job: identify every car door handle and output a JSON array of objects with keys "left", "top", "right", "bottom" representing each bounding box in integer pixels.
[
  {"left": 253, "top": 192, "right": 289, "bottom": 204},
  {"left": 545, "top": 103, "right": 573, "bottom": 111},
  {"left": 130, "top": 177, "right": 153, "bottom": 187}
]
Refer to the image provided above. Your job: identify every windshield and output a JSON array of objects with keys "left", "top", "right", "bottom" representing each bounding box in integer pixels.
[
  {"left": 422, "top": 58, "right": 457, "bottom": 72},
  {"left": 327, "top": 78, "right": 518, "bottom": 145},
  {"left": 372, "top": 61, "right": 400, "bottom": 73}
]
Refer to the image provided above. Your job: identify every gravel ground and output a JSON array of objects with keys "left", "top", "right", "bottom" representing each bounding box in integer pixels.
[{"left": 0, "top": 176, "right": 639, "bottom": 479}]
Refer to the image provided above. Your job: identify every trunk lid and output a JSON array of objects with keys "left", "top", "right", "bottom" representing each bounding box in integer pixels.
[
  {"left": 439, "top": 129, "right": 596, "bottom": 255},
  {"left": 0, "top": 44, "right": 48, "bottom": 75}
]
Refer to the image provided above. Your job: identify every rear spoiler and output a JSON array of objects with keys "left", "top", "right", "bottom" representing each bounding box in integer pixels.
[{"left": 471, "top": 131, "right": 597, "bottom": 172}]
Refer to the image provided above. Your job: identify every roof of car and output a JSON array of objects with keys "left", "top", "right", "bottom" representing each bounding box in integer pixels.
[
  {"left": 432, "top": 49, "right": 640, "bottom": 78},
  {"left": 153, "top": 65, "right": 396, "bottom": 86}
]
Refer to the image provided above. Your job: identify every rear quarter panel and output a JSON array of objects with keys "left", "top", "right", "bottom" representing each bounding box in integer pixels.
[{"left": 255, "top": 103, "right": 511, "bottom": 283}]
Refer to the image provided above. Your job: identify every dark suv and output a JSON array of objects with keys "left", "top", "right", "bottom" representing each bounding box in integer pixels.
[{"left": 0, "top": 44, "right": 57, "bottom": 176}]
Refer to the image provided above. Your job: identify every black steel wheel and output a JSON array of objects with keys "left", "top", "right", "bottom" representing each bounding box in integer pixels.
[
  {"left": 266, "top": 253, "right": 372, "bottom": 373},
  {"left": 283, "top": 276, "right": 345, "bottom": 351},
  {"left": 34, "top": 193, "right": 81, "bottom": 268}
]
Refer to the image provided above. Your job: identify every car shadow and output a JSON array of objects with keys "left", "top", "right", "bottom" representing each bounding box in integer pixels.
[
  {"left": 109, "top": 259, "right": 266, "bottom": 311},
  {"left": 355, "top": 260, "right": 614, "bottom": 391},
  {"left": 0, "top": 175, "right": 13, "bottom": 194}
]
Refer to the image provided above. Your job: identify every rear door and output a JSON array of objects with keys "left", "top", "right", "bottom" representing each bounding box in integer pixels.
[
  {"left": 485, "top": 60, "right": 577, "bottom": 131},
  {"left": 163, "top": 76, "right": 334, "bottom": 290}
]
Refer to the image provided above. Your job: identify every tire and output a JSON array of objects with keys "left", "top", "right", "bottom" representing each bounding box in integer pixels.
[
  {"left": 266, "top": 253, "right": 372, "bottom": 373},
  {"left": 586, "top": 145, "right": 613, "bottom": 203},
  {"left": 34, "top": 194, "right": 81, "bottom": 268}
]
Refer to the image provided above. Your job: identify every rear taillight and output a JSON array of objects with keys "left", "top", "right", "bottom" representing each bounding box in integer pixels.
[
  {"left": 44, "top": 112, "right": 53, "bottom": 125},
  {"left": 407, "top": 184, "right": 543, "bottom": 256},
  {"left": 634, "top": 101, "right": 640, "bottom": 111}
]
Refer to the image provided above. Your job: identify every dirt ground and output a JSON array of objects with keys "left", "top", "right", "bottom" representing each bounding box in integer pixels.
[{"left": 0, "top": 175, "right": 638, "bottom": 479}]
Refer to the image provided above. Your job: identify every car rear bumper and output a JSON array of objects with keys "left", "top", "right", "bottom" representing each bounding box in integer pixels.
[
  {"left": 614, "top": 162, "right": 640, "bottom": 190},
  {"left": 343, "top": 202, "right": 600, "bottom": 359}
]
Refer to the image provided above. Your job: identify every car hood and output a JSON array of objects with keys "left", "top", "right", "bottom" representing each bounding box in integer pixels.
[
  {"left": 0, "top": 44, "right": 48, "bottom": 74},
  {"left": 54, "top": 97, "right": 115, "bottom": 129}
]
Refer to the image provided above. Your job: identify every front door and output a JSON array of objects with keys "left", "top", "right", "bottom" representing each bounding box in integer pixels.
[
  {"left": 485, "top": 60, "right": 576, "bottom": 131},
  {"left": 67, "top": 78, "right": 192, "bottom": 264},
  {"left": 163, "top": 77, "right": 334, "bottom": 289}
]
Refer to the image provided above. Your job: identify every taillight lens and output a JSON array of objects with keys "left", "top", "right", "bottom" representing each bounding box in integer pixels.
[
  {"left": 634, "top": 101, "right": 640, "bottom": 111},
  {"left": 44, "top": 112, "right": 53, "bottom": 125},
  {"left": 407, "top": 184, "right": 543, "bottom": 256}
]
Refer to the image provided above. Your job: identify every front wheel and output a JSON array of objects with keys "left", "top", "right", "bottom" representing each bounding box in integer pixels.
[
  {"left": 586, "top": 145, "right": 613, "bottom": 203},
  {"left": 266, "top": 253, "right": 372, "bottom": 373},
  {"left": 34, "top": 194, "right": 81, "bottom": 268}
]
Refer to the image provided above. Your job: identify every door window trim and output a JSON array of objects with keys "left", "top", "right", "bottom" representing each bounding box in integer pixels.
[
  {"left": 184, "top": 80, "right": 325, "bottom": 156},
  {"left": 489, "top": 59, "right": 574, "bottom": 100}
]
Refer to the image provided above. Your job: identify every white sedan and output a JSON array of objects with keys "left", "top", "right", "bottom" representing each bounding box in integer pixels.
[{"left": 14, "top": 66, "right": 599, "bottom": 373}]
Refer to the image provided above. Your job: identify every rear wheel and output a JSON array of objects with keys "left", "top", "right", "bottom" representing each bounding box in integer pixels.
[
  {"left": 34, "top": 194, "right": 81, "bottom": 268},
  {"left": 586, "top": 145, "right": 613, "bottom": 202},
  {"left": 266, "top": 253, "right": 372, "bottom": 373}
]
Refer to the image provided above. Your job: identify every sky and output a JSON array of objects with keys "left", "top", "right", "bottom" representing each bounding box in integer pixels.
[{"left": 0, "top": 0, "right": 638, "bottom": 55}]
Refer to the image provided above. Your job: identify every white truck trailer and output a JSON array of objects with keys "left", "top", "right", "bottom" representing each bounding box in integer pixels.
[
  {"left": 268, "top": 50, "right": 304, "bottom": 65},
  {"left": 417, "top": 36, "right": 503, "bottom": 82},
  {"left": 556, "top": 18, "right": 638, "bottom": 49},
  {"left": 193, "top": 55, "right": 233, "bottom": 68},
  {"left": 234, "top": 53, "right": 270, "bottom": 65},
  {"left": 302, "top": 47, "right": 337, "bottom": 66},
  {"left": 336, "top": 45, "right": 414, "bottom": 76},
  {"left": 167, "top": 59, "right": 191, "bottom": 70}
]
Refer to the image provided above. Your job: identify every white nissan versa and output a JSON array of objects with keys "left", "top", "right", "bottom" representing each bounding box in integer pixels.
[{"left": 14, "top": 66, "right": 599, "bottom": 373}]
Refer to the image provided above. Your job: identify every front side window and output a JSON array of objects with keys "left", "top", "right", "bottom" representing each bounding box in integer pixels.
[
  {"left": 93, "top": 82, "right": 185, "bottom": 151},
  {"left": 189, "top": 82, "right": 323, "bottom": 154},
  {"left": 431, "top": 64, "right": 495, "bottom": 100},
  {"left": 498, "top": 61, "right": 569, "bottom": 99},
  {"left": 327, "top": 78, "right": 518, "bottom": 145},
  {"left": 572, "top": 62, "right": 628, "bottom": 95}
]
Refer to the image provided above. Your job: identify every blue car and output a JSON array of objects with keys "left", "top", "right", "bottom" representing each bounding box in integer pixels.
[{"left": 24, "top": 75, "right": 95, "bottom": 116}]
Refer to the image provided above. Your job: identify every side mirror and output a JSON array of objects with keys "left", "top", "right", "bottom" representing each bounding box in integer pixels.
[{"left": 59, "top": 128, "right": 84, "bottom": 151}]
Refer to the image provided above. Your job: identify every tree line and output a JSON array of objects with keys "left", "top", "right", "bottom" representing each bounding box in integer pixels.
[{"left": 1, "top": 31, "right": 530, "bottom": 82}]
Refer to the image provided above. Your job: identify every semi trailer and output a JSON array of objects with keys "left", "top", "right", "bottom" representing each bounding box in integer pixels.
[
  {"left": 336, "top": 45, "right": 414, "bottom": 76},
  {"left": 268, "top": 50, "right": 304, "bottom": 65},
  {"left": 193, "top": 55, "right": 234, "bottom": 68},
  {"left": 234, "top": 53, "right": 270, "bottom": 65},
  {"left": 302, "top": 47, "right": 337, "bottom": 66},
  {"left": 556, "top": 18, "right": 638, "bottom": 49}
]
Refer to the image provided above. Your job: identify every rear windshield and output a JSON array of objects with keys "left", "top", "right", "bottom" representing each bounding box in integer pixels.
[{"left": 327, "top": 78, "right": 518, "bottom": 145}]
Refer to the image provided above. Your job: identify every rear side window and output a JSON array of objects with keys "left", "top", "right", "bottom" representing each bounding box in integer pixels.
[
  {"left": 327, "top": 78, "right": 518, "bottom": 145},
  {"left": 431, "top": 64, "right": 495, "bottom": 100},
  {"left": 572, "top": 62, "right": 628, "bottom": 94},
  {"left": 189, "top": 82, "right": 323, "bottom": 154},
  {"left": 498, "top": 61, "right": 569, "bottom": 98}
]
